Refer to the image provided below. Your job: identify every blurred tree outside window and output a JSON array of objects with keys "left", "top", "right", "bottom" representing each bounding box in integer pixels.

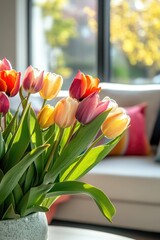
[
  {"left": 31, "top": 0, "right": 97, "bottom": 89},
  {"left": 30, "top": 0, "right": 160, "bottom": 87},
  {"left": 110, "top": 0, "right": 160, "bottom": 84}
]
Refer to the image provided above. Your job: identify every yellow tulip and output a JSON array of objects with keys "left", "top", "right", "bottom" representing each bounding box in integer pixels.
[
  {"left": 54, "top": 97, "right": 79, "bottom": 128},
  {"left": 39, "top": 72, "right": 63, "bottom": 100},
  {"left": 101, "top": 107, "right": 130, "bottom": 139},
  {"left": 37, "top": 104, "right": 55, "bottom": 129}
]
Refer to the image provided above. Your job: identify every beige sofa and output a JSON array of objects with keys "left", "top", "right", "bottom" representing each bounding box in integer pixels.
[{"left": 54, "top": 83, "right": 160, "bottom": 233}]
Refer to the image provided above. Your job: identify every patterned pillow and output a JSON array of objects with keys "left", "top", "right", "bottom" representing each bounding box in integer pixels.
[{"left": 109, "top": 103, "right": 152, "bottom": 156}]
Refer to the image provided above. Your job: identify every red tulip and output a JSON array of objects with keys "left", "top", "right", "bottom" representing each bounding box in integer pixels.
[
  {"left": 69, "top": 70, "right": 101, "bottom": 100},
  {"left": 22, "top": 66, "right": 44, "bottom": 94},
  {"left": 76, "top": 92, "right": 110, "bottom": 125},
  {"left": 0, "top": 58, "right": 12, "bottom": 71},
  {"left": 0, "top": 70, "right": 21, "bottom": 97},
  {"left": 0, "top": 92, "right": 10, "bottom": 116}
]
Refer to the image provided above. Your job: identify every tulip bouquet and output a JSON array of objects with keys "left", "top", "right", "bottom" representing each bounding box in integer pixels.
[{"left": 0, "top": 58, "right": 130, "bottom": 222}]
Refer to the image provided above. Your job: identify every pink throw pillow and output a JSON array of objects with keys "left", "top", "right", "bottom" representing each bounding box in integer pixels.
[{"left": 109, "top": 103, "right": 152, "bottom": 156}]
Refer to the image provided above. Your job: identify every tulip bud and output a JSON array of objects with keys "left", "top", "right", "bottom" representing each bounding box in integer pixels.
[
  {"left": 37, "top": 104, "right": 55, "bottom": 129},
  {"left": 105, "top": 98, "right": 118, "bottom": 112},
  {"left": 69, "top": 70, "right": 101, "bottom": 100},
  {"left": 0, "top": 70, "right": 21, "bottom": 97},
  {"left": 0, "top": 58, "right": 12, "bottom": 71},
  {"left": 0, "top": 92, "right": 10, "bottom": 116},
  {"left": 54, "top": 97, "right": 79, "bottom": 128},
  {"left": 22, "top": 66, "right": 44, "bottom": 94},
  {"left": 101, "top": 107, "right": 130, "bottom": 139},
  {"left": 76, "top": 92, "right": 110, "bottom": 125},
  {"left": 39, "top": 72, "right": 63, "bottom": 100}
]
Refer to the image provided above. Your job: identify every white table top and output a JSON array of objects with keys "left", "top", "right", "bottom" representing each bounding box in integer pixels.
[{"left": 48, "top": 226, "right": 134, "bottom": 240}]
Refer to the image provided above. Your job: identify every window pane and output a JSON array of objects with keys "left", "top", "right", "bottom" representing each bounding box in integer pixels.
[
  {"left": 31, "top": 0, "right": 98, "bottom": 89},
  {"left": 110, "top": 0, "right": 160, "bottom": 84}
]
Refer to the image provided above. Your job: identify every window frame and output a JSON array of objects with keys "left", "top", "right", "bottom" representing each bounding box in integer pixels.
[{"left": 28, "top": 0, "right": 111, "bottom": 82}]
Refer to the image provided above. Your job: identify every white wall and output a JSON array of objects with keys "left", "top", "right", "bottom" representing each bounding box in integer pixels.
[
  {"left": 0, "top": 0, "right": 27, "bottom": 71},
  {"left": 0, "top": 0, "right": 16, "bottom": 67}
]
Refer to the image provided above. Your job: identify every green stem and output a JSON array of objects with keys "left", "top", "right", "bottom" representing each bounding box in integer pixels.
[
  {"left": 25, "top": 93, "right": 31, "bottom": 109},
  {"left": 41, "top": 99, "right": 47, "bottom": 109},
  {"left": 63, "top": 121, "right": 78, "bottom": 149},
  {"left": 64, "top": 133, "right": 105, "bottom": 181},
  {"left": 20, "top": 92, "right": 31, "bottom": 118},
  {"left": 44, "top": 127, "right": 64, "bottom": 172},
  {"left": 0, "top": 114, "right": 2, "bottom": 131},
  {"left": 3, "top": 115, "right": 6, "bottom": 130}
]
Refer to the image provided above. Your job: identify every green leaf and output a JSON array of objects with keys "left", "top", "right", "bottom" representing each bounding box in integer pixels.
[
  {"left": 61, "top": 135, "right": 122, "bottom": 181},
  {"left": 0, "top": 169, "right": 4, "bottom": 182},
  {"left": 13, "top": 183, "right": 23, "bottom": 206},
  {"left": 29, "top": 108, "right": 44, "bottom": 182},
  {"left": 3, "top": 109, "right": 19, "bottom": 142},
  {"left": 29, "top": 108, "right": 43, "bottom": 149},
  {"left": 0, "top": 144, "right": 49, "bottom": 205},
  {"left": 3, "top": 105, "right": 31, "bottom": 171},
  {"left": 23, "top": 205, "right": 48, "bottom": 217},
  {"left": 44, "top": 110, "right": 110, "bottom": 184},
  {"left": 4, "top": 192, "right": 15, "bottom": 210},
  {"left": 18, "top": 183, "right": 52, "bottom": 216},
  {"left": 0, "top": 131, "right": 5, "bottom": 159},
  {"left": 2, "top": 204, "right": 20, "bottom": 220},
  {"left": 24, "top": 164, "right": 36, "bottom": 193},
  {"left": 46, "top": 181, "right": 116, "bottom": 222},
  {"left": 42, "top": 196, "right": 58, "bottom": 209}
]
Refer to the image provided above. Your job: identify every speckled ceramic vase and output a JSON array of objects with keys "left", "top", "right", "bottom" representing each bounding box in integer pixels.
[{"left": 0, "top": 212, "right": 48, "bottom": 240}]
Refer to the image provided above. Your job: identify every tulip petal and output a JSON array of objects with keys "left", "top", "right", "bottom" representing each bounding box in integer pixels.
[
  {"left": 0, "top": 92, "right": 10, "bottom": 116},
  {"left": 0, "top": 70, "right": 20, "bottom": 97},
  {"left": 0, "top": 58, "right": 12, "bottom": 71},
  {"left": 76, "top": 92, "right": 110, "bottom": 125}
]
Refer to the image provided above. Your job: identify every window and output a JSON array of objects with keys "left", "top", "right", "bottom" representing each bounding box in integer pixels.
[
  {"left": 30, "top": 0, "right": 98, "bottom": 89},
  {"left": 110, "top": 0, "right": 160, "bottom": 84},
  {"left": 29, "top": 0, "right": 160, "bottom": 87}
]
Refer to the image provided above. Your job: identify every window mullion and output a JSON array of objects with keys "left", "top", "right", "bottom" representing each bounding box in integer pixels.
[{"left": 98, "top": 0, "right": 110, "bottom": 82}]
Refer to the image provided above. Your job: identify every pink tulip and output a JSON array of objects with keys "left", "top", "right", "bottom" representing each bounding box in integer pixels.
[
  {"left": 76, "top": 92, "right": 110, "bottom": 125},
  {"left": 22, "top": 66, "right": 44, "bottom": 94},
  {"left": 0, "top": 92, "right": 10, "bottom": 116},
  {"left": 0, "top": 58, "right": 12, "bottom": 71}
]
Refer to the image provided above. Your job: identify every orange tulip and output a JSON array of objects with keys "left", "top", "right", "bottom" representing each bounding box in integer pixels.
[
  {"left": 39, "top": 72, "right": 63, "bottom": 100},
  {"left": 37, "top": 104, "right": 55, "bottom": 129},
  {"left": 0, "top": 70, "right": 21, "bottom": 97},
  {"left": 69, "top": 70, "right": 101, "bottom": 100},
  {"left": 101, "top": 107, "right": 130, "bottom": 139},
  {"left": 54, "top": 97, "right": 79, "bottom": 128}
]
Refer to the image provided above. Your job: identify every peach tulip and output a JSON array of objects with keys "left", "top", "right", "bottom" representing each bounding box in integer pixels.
[
  {"left": 39, "top": 72, "right": 63, "bottom": 100},
  {"left": 101, "top": 107, "right": 130, "bottom": 139},
  {"left": 54, "top": 97, "right": 79, "bottom": 128}
]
